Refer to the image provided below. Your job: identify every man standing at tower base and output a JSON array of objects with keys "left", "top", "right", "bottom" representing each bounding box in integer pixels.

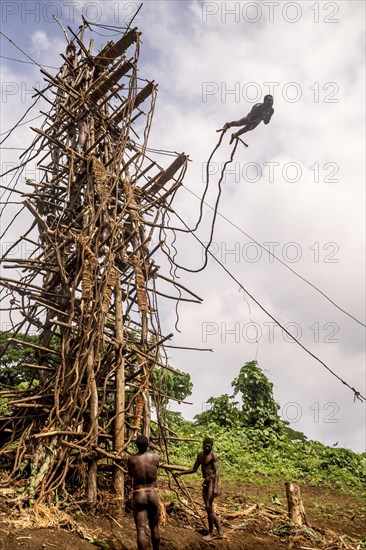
[
  {"left": 176, "top": 437, "right": 222, "bottom": 541},
  {"left": 128, "top": 435, "right": 160, "bottom": 550}
]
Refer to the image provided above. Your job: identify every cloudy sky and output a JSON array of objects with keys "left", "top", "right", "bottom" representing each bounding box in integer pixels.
[{"left": 1, "top": 1, "right": 365, "bottom": 452}]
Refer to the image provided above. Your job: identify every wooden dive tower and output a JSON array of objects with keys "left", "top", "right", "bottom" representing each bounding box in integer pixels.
[{"left": 0, "top": 20, "right": 195, "bottom": 508}]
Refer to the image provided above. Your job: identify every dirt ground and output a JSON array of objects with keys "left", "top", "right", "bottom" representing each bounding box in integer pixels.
[{"left": 0, "top": 481, "right": 365, "bottom": 550}]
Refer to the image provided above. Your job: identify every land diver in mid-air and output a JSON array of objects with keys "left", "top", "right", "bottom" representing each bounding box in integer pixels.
[{"left": 220, "top": 94, "right": 274, "bottom": 144}]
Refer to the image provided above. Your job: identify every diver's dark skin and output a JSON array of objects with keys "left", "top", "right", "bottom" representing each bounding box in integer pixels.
[
  {"left": 176, "top": 440, "right": 222, "bottom": 541},
  {"left": 128, "top": 442, "right": 160, "bottom": 550},
  {"left": 224, "top": 95, "right": 274, "bottom": 143}
]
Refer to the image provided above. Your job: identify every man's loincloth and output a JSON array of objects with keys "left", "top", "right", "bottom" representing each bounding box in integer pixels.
[
  {"left": 202, "top": 473, "right": 215, "bottom": 487},
  {"left": 133, "top": 485, "right": 158, "bottom": 494}
]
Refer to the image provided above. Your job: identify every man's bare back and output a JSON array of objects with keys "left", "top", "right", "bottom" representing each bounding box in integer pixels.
[
  {"left": 127, "top": 435, "right": 160, "bottom": 550},
  {"left": 128, "top": 451, "right": 160, "bottom": 489}
]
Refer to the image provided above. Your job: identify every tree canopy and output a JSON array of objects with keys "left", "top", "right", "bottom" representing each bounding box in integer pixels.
[
  {"left": 232, "top": 360, "right": 283, "bottom": 432},
  {"left": 0, "top": 332, "right": 39, "bottom": 386},
  {"left": 194, "top": 361, "right": 284, "bottom": 436}
]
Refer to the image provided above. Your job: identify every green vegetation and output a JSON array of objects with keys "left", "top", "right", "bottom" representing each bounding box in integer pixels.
[
  {"left": 1, "top": 337, "right": 364, "bottom": 491},
  {"left": 0, "top": 331, "right": 39, "bottom": 386},
  {"left": 168, "top": 419, "right": 366, "bottom": 488},
  {"left": 167, "top": 361, "right": 366, "bottom": 490},
  {"left": 152, "top": 367, "right": 193, "bottom": 406}
]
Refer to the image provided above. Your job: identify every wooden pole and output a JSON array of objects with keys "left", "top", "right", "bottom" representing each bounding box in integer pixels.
[
  {"left": 86, "top": 345, "right": 98, "bottom": 504},
  {"left": 114, "top": 277, "right": 125, "bottom": 512}
]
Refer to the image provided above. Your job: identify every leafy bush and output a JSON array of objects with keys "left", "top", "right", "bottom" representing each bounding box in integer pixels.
[
  {"left": 194, "top": 394, "right": 240, "bottom": 428},
  {"left": 167, "top": 417, "right": 364, "bottom": 489},
  {"left": 0, "top": 332, "right": 40, "bottom": 386},
  {"left": 167, "top": 362, "right": 364, "bottom": 488}
]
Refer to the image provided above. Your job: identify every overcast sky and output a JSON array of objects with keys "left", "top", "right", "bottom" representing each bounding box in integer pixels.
[{"left": 0, "top": 1, "right": 365, "bottom": 452}]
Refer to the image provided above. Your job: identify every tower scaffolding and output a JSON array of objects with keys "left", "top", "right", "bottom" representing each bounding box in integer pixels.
[{"left": 0, "top": 22, "right": 198, "bottom": 508}]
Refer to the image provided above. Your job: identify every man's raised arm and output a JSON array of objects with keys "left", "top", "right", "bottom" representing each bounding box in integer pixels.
[{"left": 175, "top": 454, "right": 200, "bottom": 476}]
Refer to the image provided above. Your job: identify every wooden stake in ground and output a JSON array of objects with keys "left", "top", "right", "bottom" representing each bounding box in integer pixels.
[{"left": 285, "top": 481, "right": 309, "bottom": 526}]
